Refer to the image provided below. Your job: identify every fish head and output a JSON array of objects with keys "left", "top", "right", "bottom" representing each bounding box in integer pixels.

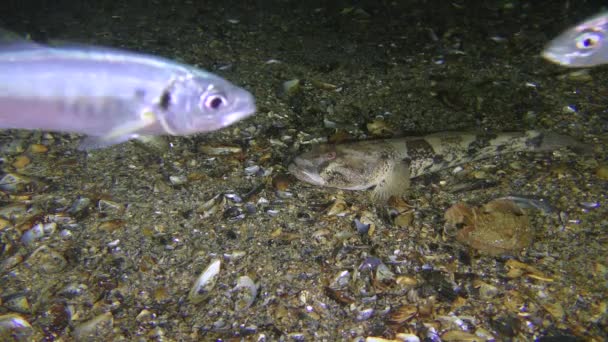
[
  {"left": 542, "top": 11, "right": 608, "bottom": 67},
  {"left": 288, "top": 141, "right": 392, "bottom": 191},
  {"left": 159, "top": 72, "right": 256, "bottom": 135}
]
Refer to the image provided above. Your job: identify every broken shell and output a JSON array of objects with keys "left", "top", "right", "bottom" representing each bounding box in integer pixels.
[
  {"left": 244, "top": 165, "right": 261, "bottom": 176},
  {"left": 366, "top": 118, "right": 396, "bottom": 136},
  {"left": 169, "top": 175, "right": 188, "bottom": 185},
  {"left": 189, "top": 259, "right": 221, "bottom": 304},
  {"left": 353, "top": 218, "right": 370, "bottom": 235},
  {"left": 395, "top": 334, "right": 420, "bottom": 342},
  {"left": 26, "top": 245, "right": 67, "bottom": 273},
  {"left": 11, "top": 155, "right": 30, "bottom": 169},
  {"left": 326, "top": 198, "right": 349, "bottom": 216},
  {"left": 595, "top": 164, "right": 608, "bottom": 180},
  {"left": 272, "top": 174, "right": 291, "bottom": 191},
  {"left": 374, "top": 262, "right": 396, "bottom": 291},
  {"left": 29, "top": 144, "right": 48, "bottom": 153},
  {"left": 441, "top": 330, "right": 479, "bottom": 341},
  {"left": 355, "top": 307, "right": 374, "bottom": 321},
  {"left": 445, "top": 199, "right": 533, "bottom": 256},
  {"left": 393, "top": 211, "right": 414, "bottom": 228},
  {"left": 329, "top": 270, "right": 351, "bottom": 290},
  {"left": 0, "top": 173, "right": 33, "bottom": 193},
  {"left": 0, "top": 217, "right": 9, "bottom": 230},
  {"left": 311, "top": 79, "right": 338, "bottom": 91},
  {"left": 282, "top": 79, "right": 301, "bottom": 96},
  {"left": 1, "top": 293, "right": 31, "bottom": 314},
  {"left": 72, "top": 312, "right": 114, "bottom": 341},
  {"left": 68, "top": 196, "right": 92, "bottom": 216},
  {"left": 197, "top": 194, "right": 226, "bottom": 219},
  {"left": 474, "top": 280, "right": 499, "bottom": 300},
  {"left": 387, "top": 304, "right": 418, "bottom": 326},
  {"left": 21, "top": 222, "right": 56, "bottom": 246},
  {"left": 97, "top": 219, "right": 125, "bottom": 233},
  {"left": 198, "top": 143, "right": 243, "bottom": 155},
  {"left": 232, "top": 276, "right": 258, "bottom": 310},
  {"left": 0, "top": 313, "right": 33, "bottom": 340}
]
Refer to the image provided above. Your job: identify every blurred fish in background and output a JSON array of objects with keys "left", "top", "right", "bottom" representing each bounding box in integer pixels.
[{"left": 0, "top": 29, "right": 256, "bottom": 149}]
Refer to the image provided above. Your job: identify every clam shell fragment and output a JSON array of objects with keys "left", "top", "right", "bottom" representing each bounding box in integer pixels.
[{"left": 188, "top": 259, "right": 221, "bottom": 304}]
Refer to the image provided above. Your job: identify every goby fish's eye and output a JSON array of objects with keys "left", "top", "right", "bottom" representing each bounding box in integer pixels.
[
  {"left": 576, "top": 31, "right": 601, "bottom": 50},
  {"left": 201, "top": 93, "right": 227, "bottom": 111}
]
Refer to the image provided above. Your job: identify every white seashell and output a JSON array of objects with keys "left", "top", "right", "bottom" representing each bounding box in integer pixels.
[{"left": 189, "top": 259, "right": 221, "bottom": 304}]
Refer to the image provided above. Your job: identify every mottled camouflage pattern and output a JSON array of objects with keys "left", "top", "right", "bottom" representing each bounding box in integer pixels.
[{"left": 289, "top": 131, "right": 585, "bottom": 201}]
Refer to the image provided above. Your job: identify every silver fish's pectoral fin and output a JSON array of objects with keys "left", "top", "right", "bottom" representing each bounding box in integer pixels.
[
  {"left": 371, "top": 159, "right": 411, "bottom": 202},
  {"left": 77, "top": 110, "right": 159, "bottom": 150}
]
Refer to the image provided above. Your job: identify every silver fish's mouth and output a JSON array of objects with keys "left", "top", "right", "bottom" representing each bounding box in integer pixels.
[
  {"left": 541, "top": 49, "right": 572, "bottom": 66},
  {"left": 288, "top": 158, "right": 326, "bottom": 186},
  {"left": 222, "top": 89, "right": 256, "bottom": 126}
]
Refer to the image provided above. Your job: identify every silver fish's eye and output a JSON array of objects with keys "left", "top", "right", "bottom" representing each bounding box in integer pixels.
[
  {"left": 202, "top": 94, "right": 227, "bottom": 111},
  {"left": 576, "top": 32, "right": 601, "bottom": 50}
]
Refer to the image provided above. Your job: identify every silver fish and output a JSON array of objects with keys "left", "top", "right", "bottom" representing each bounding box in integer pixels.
[
  {"left": 289, "top": 131, "right": 588, "bottom": 201},
  {"left": 542, "top": 11, "right": 608, "bottom": 67},
  {"left": 0, "top": 31, "right": 256, "bottom": 149}
]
